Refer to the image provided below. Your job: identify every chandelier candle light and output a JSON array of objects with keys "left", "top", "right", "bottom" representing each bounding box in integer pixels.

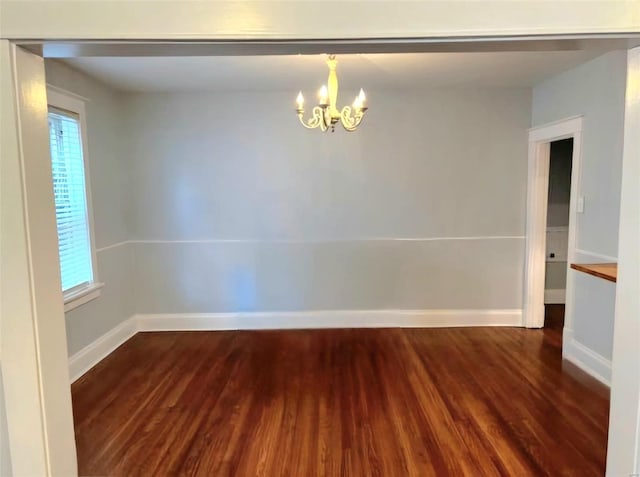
[{"left": 295, "top": 55, "right": 368, "bottom": 132}]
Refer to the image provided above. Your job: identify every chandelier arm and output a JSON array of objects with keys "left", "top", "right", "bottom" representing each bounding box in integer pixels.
[
  {"left": 298, "top": 106, "right": 328, "bottom": 130},
  {"left": 319, "top": 106, "right": 330, "bottom": 131},
  {"left": 297, "top": 114, "right": 315, "bottom": 129},
  {"left": 339, "top": 106, "right": 365, "bottom": 132}
]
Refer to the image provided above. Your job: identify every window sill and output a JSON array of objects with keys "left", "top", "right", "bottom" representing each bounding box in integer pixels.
[{"left": 64, "top": 283, "right": 104, "bottom": 312}]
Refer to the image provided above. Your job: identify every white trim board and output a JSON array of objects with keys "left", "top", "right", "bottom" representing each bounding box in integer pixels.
[
  {"left": 524, "top": 116, "right": 583, "bottom": 329},
  {"left": 606, "top": 46, "right": 640, "bottom": 477},
  {"left": 563, "top": 329, "right": 611, "bottom": 386},
  {"left": 574, "top": 248, "right": 618, "bottom": 263},
  {"left": 95, "top": 240, "right": 129, "bottom": 253},
  {"left": 95, "top": 236, "right": 526, "bottom": 252},
  {"left": 68, "top": 309, "right": 522, "bottom": 382},
  {"left": 528, "top": 115, "right": 583, "bottom": 140},
  {"left": 68, "top": 317, "right": 137, "bottom": 383},
  {"left": 129, "top": 236, "right": 525, "bottom": 243},
  {"left": 46, "top": 83, "right": 90, "bottom": 103},
  {"left": 544, "top": 289, "right": 566, "bottom": 304},
  {"left": 135, "top": 309, "right": 523, "bottom": 331}
]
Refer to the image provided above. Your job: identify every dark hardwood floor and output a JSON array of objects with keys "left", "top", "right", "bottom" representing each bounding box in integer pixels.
[{"left": 72, "top": 307, "right": 609, "bottom": 476}]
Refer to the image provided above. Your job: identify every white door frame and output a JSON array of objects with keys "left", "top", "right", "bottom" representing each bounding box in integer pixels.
[
  {"left": 606, "top": 45, "right": 640, "bottom": 477},
  {"left": 0, "top": 41, "right": 78, "bottom": 476},
  {"left": 523, "top": 116, "right": 583, "bottom": 328}
]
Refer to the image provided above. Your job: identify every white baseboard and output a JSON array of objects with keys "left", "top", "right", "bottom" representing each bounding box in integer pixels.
[
  {"left": 134, "top": 309, "right": 523, "bottom": 331},
  {"left": 68, "top": 309, "right": 522, "bottom": 383},
  {"left": 544, "top": 288, "right": 566, "bottom": 304},
  {"left": 563, "top": 329, "right": 611, "bottom": 386},
  {"left": 68, "top": 316, "right": 137, "bottom": 383}
]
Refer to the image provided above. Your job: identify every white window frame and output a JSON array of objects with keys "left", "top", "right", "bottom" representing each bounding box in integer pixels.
[{"left": 47, "top": 85, "right": 103, "bottom": 312}]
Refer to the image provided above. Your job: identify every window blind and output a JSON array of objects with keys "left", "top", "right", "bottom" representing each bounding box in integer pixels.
[{"left": 48, "top": 108, "right": 94, "bottom": 293}]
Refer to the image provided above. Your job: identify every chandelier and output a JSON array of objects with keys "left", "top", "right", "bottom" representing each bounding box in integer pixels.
[{"left": 295, "top": 55, "right": 368, "bottom": 132}]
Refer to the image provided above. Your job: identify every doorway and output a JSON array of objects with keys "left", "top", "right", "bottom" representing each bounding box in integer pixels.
[
  {"left": 544, "top": 138, "right": 573, "bottom": 329},
  {"left": 523, "top": 116, "right": 582, "bottom": 330}
]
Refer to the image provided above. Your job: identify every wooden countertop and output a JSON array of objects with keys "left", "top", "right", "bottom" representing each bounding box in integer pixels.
[{"left": 570, "top": 263, "right": 617, "bottom": 283}]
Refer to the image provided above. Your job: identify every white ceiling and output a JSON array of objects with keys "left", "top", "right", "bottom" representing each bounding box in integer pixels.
[{"left": 64, "top": 51, "right": 604, "bottom": 93}]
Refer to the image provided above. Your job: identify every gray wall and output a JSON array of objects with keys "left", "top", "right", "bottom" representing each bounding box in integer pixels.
[
  {"left": 547, "top": 139, "right": 572, "bottom": 228},
  {"left": 125, "top": 89, "right": 531, "bottom": 313},
  {"left": 532, "top": 50, "right": 627, "bottom": 360},
  {"left": 45, "top": 65, "right": 534, "bottom": 345},
  {"left": 45, "top": 61, "right": 134, "bottom": 356},
  {"left": 545, "top": 262, "right": 567, "bottom": 290}
]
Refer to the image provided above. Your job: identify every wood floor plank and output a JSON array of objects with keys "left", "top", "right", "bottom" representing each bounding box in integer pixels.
[{"left": 72, "top": 309, "right": 609, "bottom": 476}]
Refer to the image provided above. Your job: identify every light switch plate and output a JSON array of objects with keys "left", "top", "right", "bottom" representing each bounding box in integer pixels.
[{"left": 577, "top": 196, "right": 585, "bottom": 213}]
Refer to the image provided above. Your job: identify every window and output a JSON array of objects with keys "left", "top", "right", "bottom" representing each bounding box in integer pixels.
[{"left": 47, "top": 87, "right": 101, "bottom": 311}]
